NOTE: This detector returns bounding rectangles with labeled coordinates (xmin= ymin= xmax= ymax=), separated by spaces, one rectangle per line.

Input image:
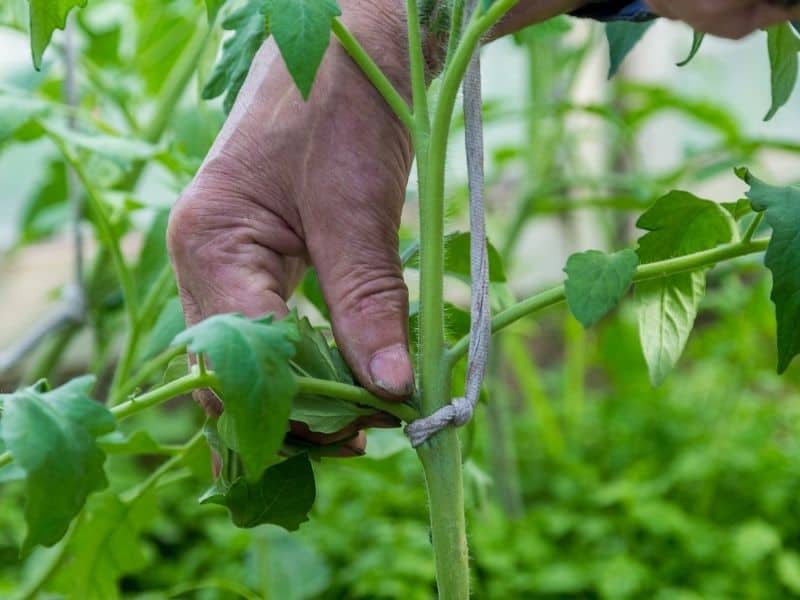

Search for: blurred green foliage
xmin=2 ymin=2 xmax=800 ymax=598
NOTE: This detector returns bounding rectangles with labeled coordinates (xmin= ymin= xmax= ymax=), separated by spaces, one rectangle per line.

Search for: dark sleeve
xmin=570 ymin=1 xmax=657 ymax=21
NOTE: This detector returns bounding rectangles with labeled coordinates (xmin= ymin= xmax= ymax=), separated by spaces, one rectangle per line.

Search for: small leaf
xmin=173 ymin=314 xmax=298 ymax=477
xmin=202 ymin=0 xmax=270 ymax=113
xmin=98 ymin=430 xmax=175 ymax=456
xmin=635 ymin=191 xmax=735 ymax=385
xmin=267 ymin=0 xmax=341 ymax=100
xmin=201 ymin=453 xmax=315 ymax=531
xmin=142 ymin=296 xmax=185 ymax=359
xmin=677 ymin=31 xmax=705 ymax=67
xmin=290 ymin=396 xmax=374 ymax=434
xmin=605 ymin=20 xmax=655 ymax=79
xmin=737 ymin=168 xmax=800 ymax=372
xmin=27 ymin=0 xmax=87 ymax=68
xmin=405 ymin=231 xmax=507 ymax=283
xmin=43 ymin=121 xmax=157 ymax=168
xmin=765 ymin=23 xmax=800 ymax=121
xmin=0 ymin=93 xmax=48 ymax=144
xmin=564 ymin=249 xmax=639 ymax=328
xmin=0 ymin=376 xmax=115 ymax=552
xmin=51 ymin=490 xmax=157 ymax=599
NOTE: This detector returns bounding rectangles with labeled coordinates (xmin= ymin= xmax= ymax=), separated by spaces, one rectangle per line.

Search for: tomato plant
xmin=1 ymin=1 xmax=800 ymax=598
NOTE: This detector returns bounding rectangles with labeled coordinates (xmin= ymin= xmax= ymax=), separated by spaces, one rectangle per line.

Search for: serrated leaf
xmin=291 ymin=316 xmax=351 ymax=384
xmin=51 ymin=490 xmax=156 ymax=599
xmin=202 ymin=0 xmax=270 ymax=113
xmin=27 ymin=0 xmax=87 ymax=68
xmin=737 ymin=168 xmax=800 ymax=372
xmin=635 ymin=191 xmax=735 ymax=385
xmin=405 ymin=231 xmax=507 ymax=283
xmin=765 ymin=23 xmax=800 ymax=121
xmin=677 ymin=31 xmax=705 ymax=67
xmin=606 ymin=20 xmax=654 ymax=78
xmin=0 ymin=376 xmax=115 ymax=552
xmin=201 ymin=453 xmax=315 ymax=531
xmin=267 ymin=0 xmax=341 ymax=100
xmin=564 ymin=249 xmax=639 ymax=328
xmin=173 ymin=314 xmax=298 ymax=477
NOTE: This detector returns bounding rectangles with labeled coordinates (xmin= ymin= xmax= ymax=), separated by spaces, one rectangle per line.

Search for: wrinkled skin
xmin=168 ymin=0 xmax=800 ymax=454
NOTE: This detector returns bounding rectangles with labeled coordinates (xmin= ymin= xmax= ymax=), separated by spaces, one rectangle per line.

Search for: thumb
xmin=305 ymin=200 xmax=414 ymax=401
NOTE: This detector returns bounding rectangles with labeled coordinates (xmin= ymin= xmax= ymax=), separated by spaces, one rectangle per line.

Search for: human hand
xmin=168 ymin=1 xmax=416 ymax=455
xmin=646 ymin=0 xmax=800 ymax=38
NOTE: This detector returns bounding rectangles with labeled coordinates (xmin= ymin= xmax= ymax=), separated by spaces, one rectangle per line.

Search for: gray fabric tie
xmin=406 ymin=0 xmax=490 ymax=448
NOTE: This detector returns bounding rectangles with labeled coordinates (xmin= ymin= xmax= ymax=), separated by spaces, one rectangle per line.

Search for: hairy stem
xmin=332 ymin=19 xmax=414 ymax=131
xmin=448 ymin=237 xmax=771 ymax=364
xmin=296 ymin=377 xmax=419 ymax=422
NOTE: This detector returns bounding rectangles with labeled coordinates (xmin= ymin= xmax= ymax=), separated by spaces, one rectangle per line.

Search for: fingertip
xmin=368 ymin=343 xmax=416 ymax=399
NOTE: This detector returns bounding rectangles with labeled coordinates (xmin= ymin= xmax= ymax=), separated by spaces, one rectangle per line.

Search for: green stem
xmin=331 ymin=19 xmax=414 ymax=131
xmin=109 ymin=264 xmax=176 ymax=403
xmin=110 ymin=345 xmax=186 ymax=406
xmin=406 ymin=0 xmax=431 ymax=130
xmin=743 ymin=212 xmax=764 ymax=242
xmin=296 ymin=376 xmax=419 ymax=422
xmin=47 ymin=134 xmax=139 ymax=326
xmin=0 ymin=451 xmax=11 ymax=469
xmin=447 ymin=237 xmax=771 ymax=364
xmin=111 ymin=370 xmax=213 ymax=420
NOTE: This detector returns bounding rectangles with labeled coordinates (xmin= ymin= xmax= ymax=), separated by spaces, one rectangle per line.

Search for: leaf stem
xmin=109 ymin=345 xmax=186 ymax=406
xmin=111 ymin=370 xmax=214 ymax=420
xmin=406 ymin=0 xmax=431 ymax=132
xmin=743 ymin=212 xmax=765 ymax=242
xmin=447 ymin=237 xmax=770 ymax=365
xmin=331 ymin=19 xmax=414 ymax=131
xmin=296 ymin=376 xmax=419 ymax=422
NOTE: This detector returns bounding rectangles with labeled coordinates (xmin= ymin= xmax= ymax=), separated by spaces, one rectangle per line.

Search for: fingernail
xmin=369 ymin=344 xmax=415 ymax=397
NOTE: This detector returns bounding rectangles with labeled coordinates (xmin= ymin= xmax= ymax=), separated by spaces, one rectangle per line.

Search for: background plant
xmin=1 ymin=1 xmax=800 ymax=598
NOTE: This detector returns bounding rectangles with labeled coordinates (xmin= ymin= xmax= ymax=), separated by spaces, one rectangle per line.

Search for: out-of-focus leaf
xmin=677 ymin=31 xmax=705 ymax=67
xmin=732 ymin=520 xmax=780 ymax=567
xmin=737 ymin=168 xmax=800 ymax=372
xmin=765 ymin=23 xmax=800 ymax=121
xmin=564 ymin=249 xmax=639 ymax=328
xmin=43 ymin=121 xmax=157 ymax=167
xmin=606 ymin=20 xmax=654 ymax=78
xmin=267 ymin=0 xmax=340 ymax=100
xmin=0 ymin=93 xmax=48 ymax=144
xmin=405 ymin=231 xmax=507 ymax=283
xmin=777 ymin=551 xmax=800 ymax=593
xmin=290 ymin=396 xmax=373 ymax=434
xmin=17 ymin=159 xmax=68 ymax=243
xmin=51 ymin=490 xmax=156 ymax=599
xmin=27 ymin=0 xmax=87 ymax=68
xmin=635 ymin=191 xmax=735 ymax=385
xmin=201 ymin=453 xmax=315 ymax=531
xmin=173 ymin=314 xmax=298 ymax=477
xmin=143 ymin=296 xmax=185 ymax=359
xmin=98 ymin=430 xmax=174 ymax=456
xmin=0 ymin=376 xmax=115 ymax=553
xmin=202 ymin=0 xmax=270 ymax=113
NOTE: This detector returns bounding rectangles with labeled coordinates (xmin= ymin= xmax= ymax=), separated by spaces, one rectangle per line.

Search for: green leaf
xmin=27 ymin=0 xmax=87 ymax=68
xmin=564 ymin=249 xmax=639 ymax=328
xmin=765 ymin=23 xmax=800 ymax=121
xmin=173 ymin=314 xmax=298 ymax=477
xmin=142 ymin=296 xmax=185 ymax=359
xmin=777 ymin=551 xmax=800 ymax=593
xmin=0 ymin=376 xmax=115 ymax=552
xmin=267 ymin=0 xmax=341 ymax=100
xmin=301 ymin=269 xmax=330 ymax=321
xmin=0 ymin=93 xmax=48 ymax=144
xmin=605 ymin=20 xmax=655 ymax=79
xmin=205 ymin=0 xmax=226 ymax=22
xmin=635 ymin=191 xmax=735 ymax=385
xmin=51 ymin=490 xmax=156 ymax=599
xmin=98 ymin=430 xmax=175 ymax=456
xmin=202 ymin=0 xmax=270 ymax=113
xmin=18 ymin=159 xmax=69 ymax=244
xmin=201 ymin=453 xmax=315 ymax=531
xmin=290 ymin=396 xmax=374 ymax=434
xmin=405 ymin=231 xmax=507 ymax=283
xmin=677 ymin=31 xmax=705 ymax=67
xmin=737 ymin=168 xmax=800 ymax=372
